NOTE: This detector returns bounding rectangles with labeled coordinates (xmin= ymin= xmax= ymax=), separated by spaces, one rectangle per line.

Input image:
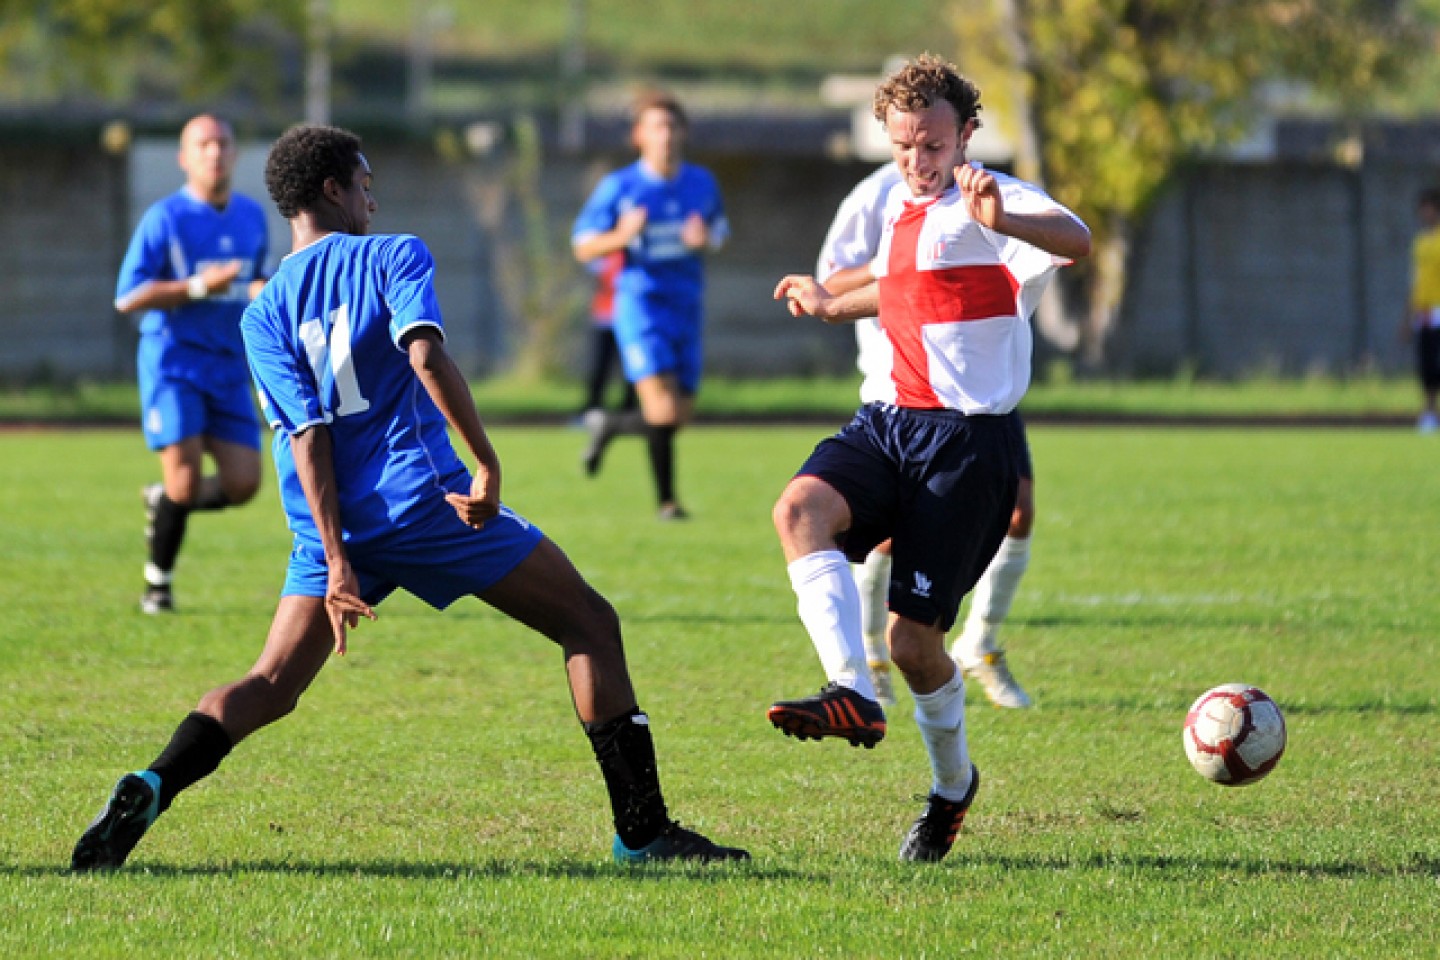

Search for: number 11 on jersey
xmin=299 ymin=303 xmax=370 ymax=417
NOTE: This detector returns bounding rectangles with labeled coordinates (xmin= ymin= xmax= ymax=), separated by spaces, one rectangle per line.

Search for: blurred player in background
xmin=572 ymin=91 xmax=729 ymax=520
xmin=115 ymin=114 xmax=269 ymax=614
xmin=578 ymin=250 xmax=642 ymax=476
xmin=73 ymin=124 xmax=748 ymax=872
xmin=816 ymin=161 xmax=1036 ymax=710
xmin=770 ymin=55 xmax=1089 ymax=861
xmin=1402 ymin=187 xmax=1440 ymax=433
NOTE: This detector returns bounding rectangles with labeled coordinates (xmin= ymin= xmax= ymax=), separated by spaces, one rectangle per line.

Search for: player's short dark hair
xmin=264 ymin=124 xmax=364 ymax=219
xmin=872 ymin=53 xmax=983 ymax=132
xmin=1420 ymin=187 xmax=1440 ymax=212
xmin=630 ymin=89 xmax=688 ymax=129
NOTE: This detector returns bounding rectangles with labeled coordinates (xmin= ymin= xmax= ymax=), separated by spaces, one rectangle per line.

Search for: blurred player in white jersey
xmin=770 ymin=55 xmax=1089 ymax=861
xmin=815 ymin=161 xmax=1036 ymax=709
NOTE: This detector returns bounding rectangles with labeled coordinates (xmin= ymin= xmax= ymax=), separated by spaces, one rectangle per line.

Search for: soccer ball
xmin=1182 ymin=683 xmax=1286 ymax=786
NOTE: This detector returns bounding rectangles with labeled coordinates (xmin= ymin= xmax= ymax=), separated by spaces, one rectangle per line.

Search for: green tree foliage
xmin=952 ymin=0 xmax=1430 ymax=363
xmin=0 ymin=0 xmax=302 ymax=101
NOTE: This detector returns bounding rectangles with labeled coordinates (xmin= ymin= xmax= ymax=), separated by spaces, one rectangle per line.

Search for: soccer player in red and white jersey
xmin=768 ymin=55 xmax=1090 ymax=861
xmin=820 ymin=161 xmax=1040 ymax=711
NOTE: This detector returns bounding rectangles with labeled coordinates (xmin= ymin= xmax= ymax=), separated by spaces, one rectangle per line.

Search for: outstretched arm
xmin=404 ymin=327 xmax=502 ymax=530
xmin=291 ymin=424 xmax=375 ymax=655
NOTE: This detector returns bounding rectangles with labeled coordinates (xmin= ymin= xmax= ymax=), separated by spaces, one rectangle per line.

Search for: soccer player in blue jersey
xmin=115 ymin=114 xmax=270 ymax=614
xmin=572 ymin=91 xmax=728 ymax=520
xmin=72 ymin=124 xmax=748 ymax=871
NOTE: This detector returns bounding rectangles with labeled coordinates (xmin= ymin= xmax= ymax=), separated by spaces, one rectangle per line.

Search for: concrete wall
xmin=1115 ymin=162 xmax=1421 ymax=377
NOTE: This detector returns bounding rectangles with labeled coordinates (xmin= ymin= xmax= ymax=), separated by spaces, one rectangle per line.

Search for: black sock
xmin=149 ymin=494 xmax=190 ymax=576
xmin=584 ymin=707 xmax=670 ymax=850
xmin=645 ymin=424 xmax=677 ymax=505
xmin=194 ymin=487 xmax=232 ymax=512
xmin=147 ymin=711 xmax=234 ymax=812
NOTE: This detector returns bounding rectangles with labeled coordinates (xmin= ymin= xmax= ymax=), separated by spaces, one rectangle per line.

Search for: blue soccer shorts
xmin=282 ymin=503 xmax=545 ymax=610
xmin=138 ymin=348 xmax=260 ymax=452
xmin=795 ymin=404 xmax=1022 ymax=632
xmin=613 ymin=292 xmax=703 ymax=393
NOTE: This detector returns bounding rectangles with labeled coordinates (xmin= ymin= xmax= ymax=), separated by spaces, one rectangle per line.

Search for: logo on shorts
xmin=912 ymin=571 xmax=932 ymax=598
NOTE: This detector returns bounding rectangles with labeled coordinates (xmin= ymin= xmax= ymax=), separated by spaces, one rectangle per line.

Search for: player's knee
xmin=565 ymin=587 xmax=623 ymax=655
xmin=224 ymin=474 xmax=262 ymax=505
xmin=771 ymin=482 xmax=817 ymax=536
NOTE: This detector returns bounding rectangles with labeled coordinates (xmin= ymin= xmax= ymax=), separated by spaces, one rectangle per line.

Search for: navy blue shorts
xmin=796 ymin=404 xmax=1022 ymax=632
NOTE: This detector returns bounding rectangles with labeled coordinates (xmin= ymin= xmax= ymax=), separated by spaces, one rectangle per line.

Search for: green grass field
xmin=2 ymin=423 xmax=1438 ymax=958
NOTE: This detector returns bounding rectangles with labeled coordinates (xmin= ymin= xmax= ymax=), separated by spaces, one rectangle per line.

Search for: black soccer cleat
xmin=72 ymin=771 xmax=162 ymax=872
xmin=767 ymin=681 xmax=887 ymax=748
xmin=613 ymin=821 xmax=751 ymax=864
xmin=898 ymin=765 xmax=980 ymax=863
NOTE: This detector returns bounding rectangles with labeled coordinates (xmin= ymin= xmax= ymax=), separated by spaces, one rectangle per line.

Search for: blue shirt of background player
xmin=240 ymin=232 xmax=469 ymax=549
xmin=571 ymin=161 xmax=728 ymax=311
xmin=116 ymin=188 xmax=269 ymax=383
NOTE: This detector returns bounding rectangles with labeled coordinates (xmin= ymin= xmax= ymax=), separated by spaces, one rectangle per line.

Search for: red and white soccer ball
xmin=1182 ymin=683 xmax=1286 ymax=786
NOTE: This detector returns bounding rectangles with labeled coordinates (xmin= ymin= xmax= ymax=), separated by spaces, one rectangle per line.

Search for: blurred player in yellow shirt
xmin=1403 ymin=188 xmax=1440 ymax=433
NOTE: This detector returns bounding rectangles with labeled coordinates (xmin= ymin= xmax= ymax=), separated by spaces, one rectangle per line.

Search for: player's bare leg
xmin=478 ymin=537 xmax=635 ymax=724
xmin=634 ymin=374 xmax=694 ymax=520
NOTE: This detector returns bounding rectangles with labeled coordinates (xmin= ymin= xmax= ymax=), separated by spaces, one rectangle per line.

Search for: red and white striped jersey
xmin=870 ymin=172 xmax=1079 ymax=414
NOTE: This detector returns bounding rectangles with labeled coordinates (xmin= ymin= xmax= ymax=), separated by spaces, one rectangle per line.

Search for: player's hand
xmin=774 ymin=274 xmax=832 ymax=319
xmin=616 ymin=206 xmax=649 ymax=243
xmin=325 ymin=563 xmax=375 ymax=657
xmin=956 ymin=161 xmax=1005 ymax=231
xmin=199 ymin=260 xmax=244 ymax=296
xmin=681 ymin=212 xmax=709 ymax=250
xmin=446 ymin=469 xmax=500 ymax=530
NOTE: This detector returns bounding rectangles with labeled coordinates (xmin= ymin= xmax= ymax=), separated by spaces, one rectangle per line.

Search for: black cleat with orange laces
xmin=767 ymin=681 xmax=887 ymax=748
xmin=898 ymin=765 xmax=980 ymax=862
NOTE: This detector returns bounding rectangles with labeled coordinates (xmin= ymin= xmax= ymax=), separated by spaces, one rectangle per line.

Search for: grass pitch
xmin=1 ymin=423 xmax=1438 ymax=958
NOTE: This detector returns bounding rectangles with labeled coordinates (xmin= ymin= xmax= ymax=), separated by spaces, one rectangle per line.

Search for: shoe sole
xmin=72 ymin=777 xmax=155 ymax=871
xmin=766 ymin=705 xmax=885 ymax=748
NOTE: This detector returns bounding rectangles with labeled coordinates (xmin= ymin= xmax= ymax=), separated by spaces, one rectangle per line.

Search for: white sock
xmin=912 ymin=663 xmax=972 ymax=801
xmin=788 ymin=550 xmax=877 ymax=701
xmin=853 ymin=550 xmax=892 ymax=666
xmin=143 ymin=562 xmax=173 ymax=587
xmin=957 ymin=535 xmax=1031 ymax=661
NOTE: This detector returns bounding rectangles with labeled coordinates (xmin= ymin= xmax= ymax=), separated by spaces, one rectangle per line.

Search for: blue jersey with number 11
xmin=240 ymin=233 xmax=468 ymax=549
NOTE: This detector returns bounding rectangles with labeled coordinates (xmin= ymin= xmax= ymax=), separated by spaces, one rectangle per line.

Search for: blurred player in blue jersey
xmin=115 ymin=114 xmax=269 ymax=614
xmin=72 ymin=124 xmax=748 ymax=872
xmin=572 ymin=91 xmax=728 ymax=520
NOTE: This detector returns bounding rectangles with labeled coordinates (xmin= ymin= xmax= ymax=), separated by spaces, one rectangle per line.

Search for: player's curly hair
xmin=872 ymin=54 xmax=983 ymax=131
xmin=264 ymin=124 xmax=363 ymax=219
